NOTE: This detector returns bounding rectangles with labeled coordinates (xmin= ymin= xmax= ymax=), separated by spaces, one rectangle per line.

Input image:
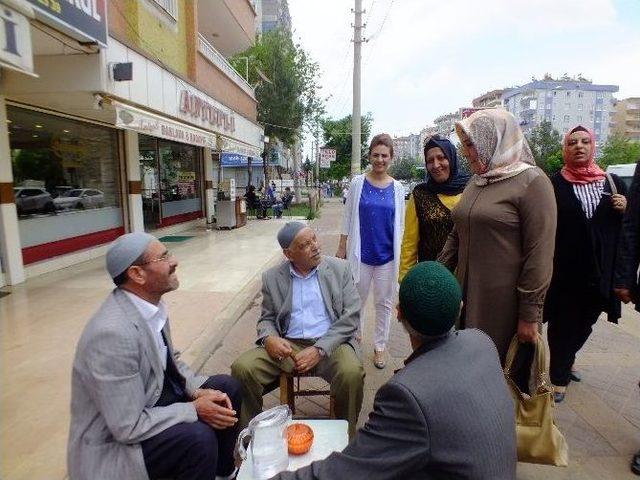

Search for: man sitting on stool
xmin=232 ymin=222 xmax=364 ymax=438
xmin=67 ymin=233 xmax=241 ymax=480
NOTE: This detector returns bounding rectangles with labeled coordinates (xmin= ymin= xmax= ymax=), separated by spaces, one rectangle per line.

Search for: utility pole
xmin=351 ymin=0 xmax=364 ymax=178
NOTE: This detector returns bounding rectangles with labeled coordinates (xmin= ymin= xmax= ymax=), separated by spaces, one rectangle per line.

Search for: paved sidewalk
xmin=0 ymin=216 xmax=302 ymax=480
xmin=202 ymin=197 xmax=640 ymax=479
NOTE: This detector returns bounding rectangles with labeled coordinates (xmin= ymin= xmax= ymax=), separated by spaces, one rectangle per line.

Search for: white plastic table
xmin=237 ymin=419 xmax=349 ymax=480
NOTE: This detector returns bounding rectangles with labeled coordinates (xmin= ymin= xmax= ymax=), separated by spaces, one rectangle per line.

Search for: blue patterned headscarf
xmin=424 ymin=136 xmax=470 ymax=195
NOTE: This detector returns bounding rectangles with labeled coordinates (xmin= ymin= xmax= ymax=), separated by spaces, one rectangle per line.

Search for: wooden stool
xmin=279 ymin=371 xmax=335 ymax=418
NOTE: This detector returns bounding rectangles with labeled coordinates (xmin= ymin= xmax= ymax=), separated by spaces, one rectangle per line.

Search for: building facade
xmin=433 ymin=111 xmax=460 ymax=138
xmin=392 ymin=134 xmax=420 ymax=161
xmin=0 ymin=0 xmax=263 ymax=286
xmin=256 ymin=0 xmax=291 ymax=35
xmin=418 ymin=126 xmax=438 ymax=161
xmin=612 ymin=97 xmax=640 ymax=142
xmin=472 ymin=89 xmax=504 ymax=108
xmin=502 ymin=79 xmax=619 ymax=145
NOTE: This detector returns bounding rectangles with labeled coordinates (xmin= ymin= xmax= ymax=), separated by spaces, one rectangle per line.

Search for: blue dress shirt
xmin=287 ymin=264 xmax=332 ymax=340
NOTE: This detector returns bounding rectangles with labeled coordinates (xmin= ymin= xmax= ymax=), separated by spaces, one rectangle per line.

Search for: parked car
xmin=54 ymin=188 xmax=105 ymax=210
xmin=14 ymin=187 xmax=55 ymax=215
xmin=606 ymin=163 xmax=636 ymax=189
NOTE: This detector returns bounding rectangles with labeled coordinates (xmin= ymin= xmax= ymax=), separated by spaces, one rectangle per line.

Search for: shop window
xmin=7 ymin=106 xmax=123 ymax=263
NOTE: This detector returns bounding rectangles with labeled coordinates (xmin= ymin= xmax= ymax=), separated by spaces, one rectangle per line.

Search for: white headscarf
xmin=455 ymin=109 xmax=535 ymax=186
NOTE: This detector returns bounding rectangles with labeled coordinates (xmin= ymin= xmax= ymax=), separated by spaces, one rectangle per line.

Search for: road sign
xmin=319 ymin=148 xmax=336 ymax=168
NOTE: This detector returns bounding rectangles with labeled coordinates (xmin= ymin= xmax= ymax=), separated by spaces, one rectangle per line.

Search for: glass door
xmin=139 ymin=135 xmax=161 ymax=231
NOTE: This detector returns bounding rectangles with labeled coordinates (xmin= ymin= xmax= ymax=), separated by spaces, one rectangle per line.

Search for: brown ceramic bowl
xmin=287 ymin=423 xmax=314 ymax=455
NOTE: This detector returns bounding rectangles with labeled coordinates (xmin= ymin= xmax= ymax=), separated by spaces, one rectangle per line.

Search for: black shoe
xmin=553 ymin=391 xmax=566 ymax=403
xmin=569 ymin=371 xmax=582 ymax=382
xmin=632 ymin=451 xmax=640 ymax=475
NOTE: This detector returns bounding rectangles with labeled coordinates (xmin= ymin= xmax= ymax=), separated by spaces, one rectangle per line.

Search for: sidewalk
xmin=0 ymin=217 xmax=302 ymax=480
xmin=202 ymin=198 xmax=640 ymax=480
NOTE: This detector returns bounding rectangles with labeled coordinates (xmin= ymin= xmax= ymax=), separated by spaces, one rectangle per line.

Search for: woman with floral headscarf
xmin=399 ymin=135 xmax=470 ymax=282
xmin=544 ymin=125 xmax=627 ymax=403
xmin=438 ymin=109 xmax=557 ymax=364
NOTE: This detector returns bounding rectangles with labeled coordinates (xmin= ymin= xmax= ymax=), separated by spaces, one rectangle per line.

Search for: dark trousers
xmin=141 ymin=375 xmax=242 ymax=480
xmin=547 ymin=292 xmax=603 ymax=386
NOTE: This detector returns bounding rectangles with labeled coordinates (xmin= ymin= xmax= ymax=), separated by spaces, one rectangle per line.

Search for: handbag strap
xmin=504 ymin=334 xmax=550 ymax=393
xmin=605 ymin=173 xmax=618 ymax=196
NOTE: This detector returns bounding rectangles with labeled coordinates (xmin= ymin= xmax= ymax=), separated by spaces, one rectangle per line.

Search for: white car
xmin=606 ymin=163 xmax=635 ymax=189
xmin=14 ymin=187 xmax=54 ymax=215
xmin=54 ymin=188 xmax=105 ymax=210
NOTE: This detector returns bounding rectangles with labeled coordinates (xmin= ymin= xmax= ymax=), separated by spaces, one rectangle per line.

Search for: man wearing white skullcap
xmin=68 ymin=233 xmax=241 ymax=480
xmin=231 ymin=223 xmax=364 ymax=439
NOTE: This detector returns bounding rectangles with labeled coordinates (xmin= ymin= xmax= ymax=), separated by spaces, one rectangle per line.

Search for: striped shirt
xmin=572 ymin=179 xmax=605 ymax=219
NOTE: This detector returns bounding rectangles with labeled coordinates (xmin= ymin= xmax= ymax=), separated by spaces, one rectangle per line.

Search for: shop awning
xmin=221 ymin=152 xmax=263 ymax=167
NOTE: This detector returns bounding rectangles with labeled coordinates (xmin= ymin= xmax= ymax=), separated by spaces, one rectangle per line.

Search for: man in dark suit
xmin=614 ymin=161 xmax=640 ymax=475
xmin=231 ymin=222 xmax=364 ymax=438
xmin=272 ymin=261 xmax=517 ymax=480
xmin=68 ymin=233 xmax=240 ymax=480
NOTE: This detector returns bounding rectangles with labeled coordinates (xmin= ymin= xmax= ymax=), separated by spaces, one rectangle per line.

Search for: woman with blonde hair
xmin=337 ymin=133 xmax=405 ymax=369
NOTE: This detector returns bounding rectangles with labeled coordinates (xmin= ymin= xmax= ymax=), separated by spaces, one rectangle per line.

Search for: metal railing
xmin=197 ymin=33 xmax=255 ymax=99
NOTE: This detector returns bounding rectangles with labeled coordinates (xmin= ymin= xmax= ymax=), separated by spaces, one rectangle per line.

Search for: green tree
xmin=527 ymin=120 xmax=563 ymax=175
xmin=233 ymin=29 xmax=323 ymax=182
xmin=320 ymin=114 xmax=373 ymax=180
xmin=597 ymin=133 xmax=640 ymax=169
xmin=388 ymin=157 xmax=419 ymax=180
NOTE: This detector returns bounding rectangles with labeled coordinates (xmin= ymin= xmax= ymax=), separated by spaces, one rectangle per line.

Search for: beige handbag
xmin=503 ymin=334 xmax=569 ymax=466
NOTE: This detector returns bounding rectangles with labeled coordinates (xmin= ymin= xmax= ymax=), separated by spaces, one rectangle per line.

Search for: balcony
xmin=198 ymin=0 xmax=255 ymax=57
xmin=197 ymin=33 xmax=255 ymax=100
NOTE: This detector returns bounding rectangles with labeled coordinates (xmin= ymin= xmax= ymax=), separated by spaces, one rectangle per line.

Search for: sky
xmin=288 ymin=0 xmax=640 ymax=152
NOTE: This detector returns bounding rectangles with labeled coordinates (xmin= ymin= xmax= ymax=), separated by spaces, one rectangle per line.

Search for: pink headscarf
xmin=561 ymin=126 xmax=606 ymax=184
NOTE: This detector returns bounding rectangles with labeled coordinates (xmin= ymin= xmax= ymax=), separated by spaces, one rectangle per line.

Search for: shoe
xmin=553 ymin=391 xmax=565 ymax=403
xmin=374 ymin=350 xmax=386 ymax=369
xmin=632 ymin=451 xmax=640 ymax=475
xmin=569 ymin=371 xmax=582 ymax=382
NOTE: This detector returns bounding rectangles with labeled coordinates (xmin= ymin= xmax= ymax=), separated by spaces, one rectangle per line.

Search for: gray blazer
xmin=67 ymin=289 xmax=207 ymax=480
xmin=273 ymin=329 xmax=517 ymax=480
xmin=257 ymin=256 xmax=361 ymax=357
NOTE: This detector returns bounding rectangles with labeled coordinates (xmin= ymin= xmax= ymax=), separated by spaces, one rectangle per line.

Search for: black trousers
xmin=547 ymin=291 xmax=604 ymax=387
xmin=141 ymin=375 xmax=242 ymax=480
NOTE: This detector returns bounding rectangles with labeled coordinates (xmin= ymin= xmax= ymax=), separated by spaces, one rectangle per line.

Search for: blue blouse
xmin=359 ymin=178 xmax=395 ymax=266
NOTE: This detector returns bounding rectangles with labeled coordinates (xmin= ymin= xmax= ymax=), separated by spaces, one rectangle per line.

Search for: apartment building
xmin=612 ymin=97 xmax=640 ymax=142
xmin=392 ymin=133 xmax=421 ymax=161
xmin=0 ymin=0 xmax=263 ymax=286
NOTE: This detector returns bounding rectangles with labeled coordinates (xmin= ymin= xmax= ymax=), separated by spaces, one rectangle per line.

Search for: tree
xmin=320 ymin=114 xmax=373 ymax=180
xmin=597 ymin=133 xmax=640 ymax=169
xmin=527 ymin=120 xmax=563 ymax=175
xmin=233 ymin=29 xmax=323 ymax=183
xmin=388 ymin=157 xmax=419 ymax=180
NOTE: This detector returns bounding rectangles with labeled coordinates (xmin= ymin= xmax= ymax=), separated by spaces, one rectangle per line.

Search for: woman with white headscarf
xmin=438 ymin=109 xmax=557 ymax=364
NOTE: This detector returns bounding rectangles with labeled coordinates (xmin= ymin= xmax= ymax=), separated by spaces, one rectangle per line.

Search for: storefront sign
xmin=0 ymin=1 xmax=36 ymax=76
xmin=220 ymin=152 xmax=262 ymax=167
xmin=179 ymin=90 xmax=236 ymax=134
xmin=217 ymin=135 xmax=262 ymax=158
xmin=115 ymin=103 xmax=216 ymax=149
xmin=25 ymin=0 xmax=107 ymax=47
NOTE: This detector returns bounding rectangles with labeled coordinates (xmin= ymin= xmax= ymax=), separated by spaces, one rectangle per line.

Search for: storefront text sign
xmin=0 ymin=1 xmax=36 ymax=76
xmin=179 ymin=90 xmax=236 ymax=134
xmin=217 ymin=135 xmax=261 ymax=158
xmin=220 ymin=152 xmax=263 ymax=167
xmin=25 ymin=0 xmax=107 ymax=47
xmin=319 ymin=148 xmax=336 ymax=168
xmin=115 ymin=104 xmax=216 ymax=149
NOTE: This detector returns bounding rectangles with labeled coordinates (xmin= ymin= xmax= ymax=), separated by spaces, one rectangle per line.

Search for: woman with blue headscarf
xmin=399 ymin=135 xmax=470 ymax=281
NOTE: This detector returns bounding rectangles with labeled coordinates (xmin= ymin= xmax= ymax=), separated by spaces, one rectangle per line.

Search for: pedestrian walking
xmin=336 ymin=133 xmax=405 ymax=369
xmin=399 ymin=135 xmax=470 ymax=281
xmin=438 ymin=109 xmax=556 ymax=364
xmin=612 ymin=160 xmax=640 ymax=475
xmin=544 ymin=126 xmax=628 ymax=402
xmin=342 ymin=185 xmax=349 ymax=205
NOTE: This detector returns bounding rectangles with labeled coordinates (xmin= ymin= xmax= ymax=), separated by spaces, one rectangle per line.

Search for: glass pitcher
xmin=236 ymin=405 xmax=291 ymax=479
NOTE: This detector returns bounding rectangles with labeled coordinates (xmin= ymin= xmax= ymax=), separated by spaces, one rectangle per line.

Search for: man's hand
xmin=193 ymin=395 xmax=237 ymax=430
xmin=193 ymin=389 xmax=233 ymax=410
xmin=614 ymin=287 xmax=633 ymax=304
xmin=517 ymin=320 xmax=538 ymax=344
xmin=264 ymin=336 xmax=293 ymax=361
xmin=293 ymin=347 xmax=322 ymax=374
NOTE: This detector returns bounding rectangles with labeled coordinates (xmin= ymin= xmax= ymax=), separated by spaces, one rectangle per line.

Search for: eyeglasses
xmin=138 ymin=250 xmax=173 ymax=266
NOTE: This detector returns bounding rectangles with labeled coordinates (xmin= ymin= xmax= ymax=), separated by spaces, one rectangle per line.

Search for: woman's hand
xmin=335 ymin=245 xmax=347 ymax=259
xmin=517 ymin=320 xmax=538 ymax=344
xmin=611 ymin=193 xmax=627 ymax=213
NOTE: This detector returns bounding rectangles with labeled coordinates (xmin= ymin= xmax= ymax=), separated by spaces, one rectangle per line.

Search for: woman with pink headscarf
xmin=544 ymin=125 xmax=628 ymax=403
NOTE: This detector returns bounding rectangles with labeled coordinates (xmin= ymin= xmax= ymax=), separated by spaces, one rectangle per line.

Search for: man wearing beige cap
xmin=67 ymin=233 xmax=240 ymax=480
xmin=231 ymin=222 xmax=364 ymax=439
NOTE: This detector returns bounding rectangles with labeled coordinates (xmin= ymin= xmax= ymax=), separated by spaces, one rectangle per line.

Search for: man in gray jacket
xmin=232 ymin=222 xmax=364 ymax=438
xmin=68 ymin=233 xmax=240 ymax=480
xmin=272 ymin=261 xmax=517 ymax=480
